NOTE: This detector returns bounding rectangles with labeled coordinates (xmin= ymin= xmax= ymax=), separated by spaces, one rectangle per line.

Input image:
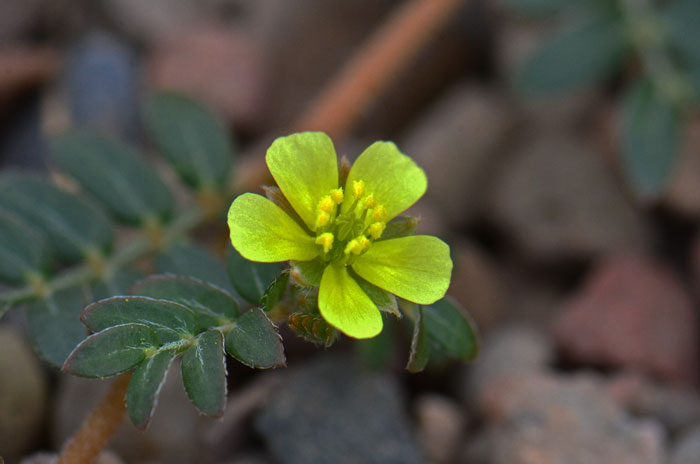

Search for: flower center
xmin=313 ymin=180 xmax=387 ymax=265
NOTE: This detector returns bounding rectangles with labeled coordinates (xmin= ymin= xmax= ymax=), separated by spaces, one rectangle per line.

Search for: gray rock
xmin=466 ymin=325 xmax=553 ymax=406
xmin=0 ymin=0 xmax=44 ymax=43
xmin=255 ymin=355 xmax=424 ymax=464
xmin=402 ymin=85 xmax=513 ymax=227
xmin=664 ymin=118 xmax=700 ymax=217
xmin=489 ymin=134 xmax=648 ymax=261
xmin=0 ymin=327 xmax=47 ymax=462
xmin=486 ymin=373 xmax=666 ymax=464
xmin=672 ymin=424 xmax=700 ymax=464
xmin=19 ymin=450 xmax=124 ymax=464
xmin=414 ymin=394 xmax=465 ymax=464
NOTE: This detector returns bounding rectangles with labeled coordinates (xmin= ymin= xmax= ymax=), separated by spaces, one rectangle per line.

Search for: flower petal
xmin=344 ymin=141 xmax=427 ymax=221
xmin=266 ymin=132 xmax=339 ymax=231
xmin=319 ymin=264 xmax=383 ymax=339
xmin=352 ymin=235 xmax=452 ymax=304
xmin=228 ymin=193 xmax=319 ymax=262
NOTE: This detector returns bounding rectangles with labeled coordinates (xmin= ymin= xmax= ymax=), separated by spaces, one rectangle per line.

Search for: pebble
xmin=414 ymin=394 xmax=465 ymax=464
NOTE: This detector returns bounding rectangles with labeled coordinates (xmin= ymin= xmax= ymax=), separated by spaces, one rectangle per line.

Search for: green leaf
xmin=423 ymin=297 xmax=479 ymax=361
xmin=90 ymin=268 xmax=146 ymax=301
xmin=51 ymin=131 xmax=175 ymax=226
xmin=621 ymin=80 xmax=681 ymax=199
xmin=81 ymin=296 xmax=198 ymax=344
xmin=406 ymin=306 xmax=430 ymax=373
xmin=515 ymin=15 xmax=625 ymax=95
xmin=226 ymin=246 xmax=282 ymax=303
xmin=0 ymin=211 xmax=52 ymax=284
xmin=181 ymin=330 xmax=227 ymax=416
xmin=225 ymin=308 xmax=285 ymax=368
xmin=0 ymin=174 xmax=114 ymax=263
xmin=157 ymin=244 xmax=234 ymax=294
xmin=63 ymin=323 xmax=158 ymax=378
xmin=144 ymin=92 xmax=234 ymax=190
xmin=356 ymin=318 xmax=394 ymax=369
xmin=126 ymin=348 xmax=177 ymax=429
xmin=261 ymin=272 xmax=289 ymax=313
xmin=132 ymin=275 xmax=238 ymax=329
xmin=664 ymin=0 xmax=700 ymax=67
xmin=27 ymin=286 xmax=90 ymax=367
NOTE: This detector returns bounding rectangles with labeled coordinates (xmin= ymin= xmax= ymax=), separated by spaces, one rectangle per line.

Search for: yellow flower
xmin=228 ymin=132 xmax=452 ymax=339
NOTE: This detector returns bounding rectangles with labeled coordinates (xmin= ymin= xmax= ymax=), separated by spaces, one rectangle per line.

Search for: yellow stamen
xmin=371 ymin=205 xmax=387 ymax=222
xmin=363 ymin=194 xmax=376 ymax=209
xmin=358 ymin=235 xmax=371 ymax=251
xmin=315 ymin=233 xmax=334 ymax=253
xmin=319 ymin=195 xmax=334 ymax=214
xmin=344 ymin=238 xmax=363 ymax=255
xmin=352 ymin=180 xmax=365 ymax=199
xmin=316 ymin=211 xmax=330 ymax=228
xmin=369 ymin=222 xmax=386 ymax=240
xmin=330 ymin=188 xmax=344 ymax=204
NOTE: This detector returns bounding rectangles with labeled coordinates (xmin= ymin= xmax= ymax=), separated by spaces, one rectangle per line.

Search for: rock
xmin=147 ymin=25 xmax=266 ymax=132
xmin=489 ymin=134 xmax=648 ymax=261
xmin=448 ymin=241 xmax=507 ymax=334
xmin=665 ymin=117 xmax=700 ymax=217
xmin=414 ymin=394 xmax=465 ymax=464
xmin=0 ymin=327 xmax=47 ymax=462
xmin=255 ymin=355 xmax=424 ymax=464
xmin=552 ymin=254 xmax=699 ymax=385
xmin=607 ymin=373 xmax=700 ymax=435
xmin=486 ymin=372 xmax=666 ymax=464
xmin=0 ymin=94 xmax=49 ymax=171
xmin=0 ymin=48 xmax=59 ymax=103
xmin=64 ymin=32 xmax=140 ymax=140
xmin=402 ymin=85 xmax=513 ymax=227
xmin=0 ymin=0 xmax=44 ymax=43
xmin=672 ymin=424 xmax=700 ymax=464
xmin=19 ymin=450 xmax=124 ymax=464
xmin=466 ymin=325 xmax=553 ymax=408
xmin=53 ymin=360 xmax=203 ymax=464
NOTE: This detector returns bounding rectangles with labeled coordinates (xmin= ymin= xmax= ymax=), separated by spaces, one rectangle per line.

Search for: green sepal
xmin=352 ymin=271 xmax=400 ymax=318
xmin=225 ymin=308 xmax=286 ymax=368
xmin=181 ymin=330 xmax=227 ymax=416
xmin=379 ymin=216 xmax=419 ymax=241
xmin=261 ymin=272 xmax=289 ymax=313
xmin=126 ymin=348 xmax=177 ymax=429
xmin=63 ymin=323 xmax=158 ymax=378
xmin=287 ymin=312 xmax=337 ymax=347
xmin=81 ymin=296 xmax=198 ymax=344
xmin=132 ymin=275 xmax=238 ymax=330
xmin=403 ymin=303 xmax=430 ymax=372
xmin=226 ymin=245 xmax=282 ymax=303
xmin=290 ymin=258 xmax=325 ymax=287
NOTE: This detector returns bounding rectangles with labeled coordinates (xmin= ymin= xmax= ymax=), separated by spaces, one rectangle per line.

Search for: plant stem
xmin=56 ymin=374 xmax=131 ymax=464
xmin=0 ymin=206 xmax=204 ymax=310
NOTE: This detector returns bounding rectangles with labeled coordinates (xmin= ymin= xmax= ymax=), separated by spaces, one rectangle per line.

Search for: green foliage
xmin=144 ymin=92 xmax=234 ymax=191
xmin=621 ymin=80 xmax=681 ymax=198
xmin=181 ymin=330 xmax=227 ymax=416
xmin=224 ymin=308 xmax=286 ymax=369
xmin=406 ymin=305 xmax=430 ymax=373
xmin=510 ymin=0 xmax=698 ymax=200
xmin=157 ymin=244 xmax=234 ymax=293
xmin=0 ymin=211 xmax=51 ymax=284
xmin=226 ymin=246 xmax=282 ymax=303
xmin=126 ymin=348 xmax=177 ymax=429
xmin=515 ymin=16 xmax=625 ymax=95
xmin=51 ymin=131 xmax=174 ymax=226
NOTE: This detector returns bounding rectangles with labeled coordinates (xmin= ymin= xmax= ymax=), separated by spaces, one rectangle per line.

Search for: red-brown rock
xmin=553 ymin=255 xmax=699 ymax=386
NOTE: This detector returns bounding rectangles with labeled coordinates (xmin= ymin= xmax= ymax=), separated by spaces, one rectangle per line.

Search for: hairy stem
xmin=57 ymin=374 xmax=131 ymax=464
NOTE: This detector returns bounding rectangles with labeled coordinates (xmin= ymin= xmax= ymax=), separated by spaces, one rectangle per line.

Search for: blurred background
xmin=1 ymin=0 xmax=699 ymax=463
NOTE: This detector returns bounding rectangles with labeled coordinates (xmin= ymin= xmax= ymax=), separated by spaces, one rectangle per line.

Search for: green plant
xmin=0 ymin=93 xmax=478 ymax=437
xmin=507 ymin=0 xmax=700 ymax=199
